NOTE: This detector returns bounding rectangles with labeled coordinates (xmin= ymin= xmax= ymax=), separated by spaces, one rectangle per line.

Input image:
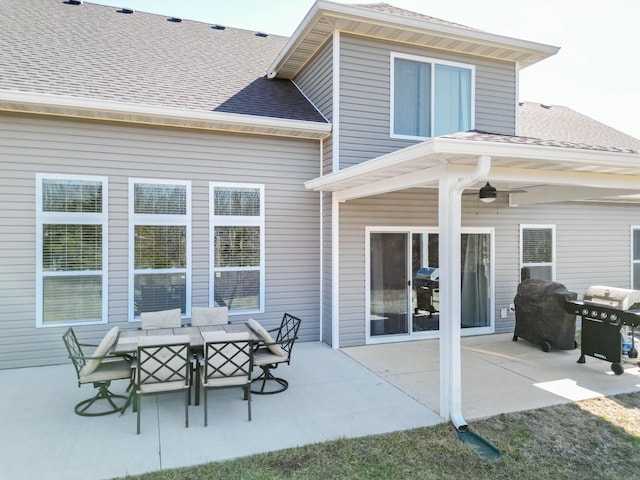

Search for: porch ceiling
xmin=304 ymin=136 xmax=640 ymax=205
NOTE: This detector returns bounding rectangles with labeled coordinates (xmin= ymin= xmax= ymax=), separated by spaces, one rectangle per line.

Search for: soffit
xmin=269 ymin=1 xmax=559 ymax=79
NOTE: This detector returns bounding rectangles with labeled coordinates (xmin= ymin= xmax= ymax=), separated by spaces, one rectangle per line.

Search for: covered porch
xmin=305 ymin=131 xmax=640 ymax=428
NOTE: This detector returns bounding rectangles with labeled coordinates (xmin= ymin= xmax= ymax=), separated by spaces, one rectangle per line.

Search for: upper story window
xmin=520 ymin=225 xmax=555 ymax=281
xmin=391 ymin=53 xmax=474 ymax=140
xmin=129 ymin=179 xmax=191 ymax=321
xmin=36 ymin=174 xmax=108 ymax=327
xmin=210 ymin=183 xmax=264 ymax=314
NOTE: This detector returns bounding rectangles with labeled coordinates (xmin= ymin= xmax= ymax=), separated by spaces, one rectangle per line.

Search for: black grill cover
xmin=513 ymin=279 xmax=578 ymax=350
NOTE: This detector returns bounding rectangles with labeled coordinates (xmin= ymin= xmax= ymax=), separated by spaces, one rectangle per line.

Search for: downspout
xmin=439 ymin=155 xmax=491 ymax=431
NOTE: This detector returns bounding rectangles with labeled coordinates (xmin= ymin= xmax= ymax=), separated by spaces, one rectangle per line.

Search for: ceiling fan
xmin=463 ymin=182 xmax=527 ymax=203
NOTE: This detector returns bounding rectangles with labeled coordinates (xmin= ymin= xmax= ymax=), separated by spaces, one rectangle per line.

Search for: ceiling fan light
xmin=479 ymin=182 xmax=497 ymax=203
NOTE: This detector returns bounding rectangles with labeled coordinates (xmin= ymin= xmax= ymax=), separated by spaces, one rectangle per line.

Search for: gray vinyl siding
xmin=338 ymin=34 xmax=517 ymax=169
xmin=294 ymin=38 xmax=333 ymax=122
xmin=338 ymin=190 xmax=640 ymax=347
xmin=0 ymin=113 xmax=321 ymax=369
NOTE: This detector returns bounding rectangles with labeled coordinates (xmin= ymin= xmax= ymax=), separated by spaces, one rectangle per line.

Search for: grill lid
xmin=583 ymin=285 xmax=640 ymax=311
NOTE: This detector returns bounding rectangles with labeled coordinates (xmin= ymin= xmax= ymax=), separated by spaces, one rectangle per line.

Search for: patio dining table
xmin=113 ymin=322 xmax=261 ymax=407
xmin=113 ymin=323 xmax=260 ymax=355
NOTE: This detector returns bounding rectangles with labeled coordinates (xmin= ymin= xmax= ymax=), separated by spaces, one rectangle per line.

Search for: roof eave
xmin=0 ymin=90 xmax=332 ymax=140
xmin=268 ymin=0 xmax=559 ymax=79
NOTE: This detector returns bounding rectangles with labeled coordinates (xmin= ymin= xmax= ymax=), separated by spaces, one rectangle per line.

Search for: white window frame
xmin=390 ymin=52 xmax=475 ymax=141
xmin=631 ymin=226 xmax=640 ymax=289
xmin=128 ymin=178 xmax=192 ymax=322
xmin=520 ymin=225 xmax=556 ymax=281
xmin=36 ymin=173 xmax=109 ymax=327
xmin=209 ymin=182 xmax=265 ymax=315
xmin=365 ymin=226 xmax=495 ymax=345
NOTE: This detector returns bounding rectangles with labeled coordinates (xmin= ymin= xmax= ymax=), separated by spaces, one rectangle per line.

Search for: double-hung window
xmin=36 ymin=174 xmax=108 ymax=327
xmin=210 ymin=183 xmax=264 ymax=314
xmin=129 ymin=179 xmax=191 ymax=320
xmin=632 ymin=227 xmax=640 ymax=289
xmin=520 ymin=225 xmax=555 ymax=281
xmin=391 ymin=52 xmax=474 ymax=139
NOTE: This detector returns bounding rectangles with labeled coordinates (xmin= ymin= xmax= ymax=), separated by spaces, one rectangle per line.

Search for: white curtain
xmin=460 ymin=234 xmax=490 ymax=327
xmin=434 ymin=64 xmax=471 ymax=137
xmin=394 ymin=58 xmax=431 ymax=136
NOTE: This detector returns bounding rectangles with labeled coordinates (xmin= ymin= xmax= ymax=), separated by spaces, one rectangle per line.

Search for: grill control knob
xmin=591 ymin=310 xmax=598 ymax=318
xmin=610 ymin=314 xmax=618 ymax=322
xmin=582 ymin=308 xmax=590 ymax=316
xmin=600 ymin=312 xmax=608 ymax=320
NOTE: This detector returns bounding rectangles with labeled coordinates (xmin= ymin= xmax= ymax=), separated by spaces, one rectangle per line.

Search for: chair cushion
xmin=140 ymin=308 xmax=182 ymax=329
xmin=247 ymin=319 xmax=286 ymax=357
xmin=190 ymin=306 xmax=229 ymax=326
xmin=80 ymin=358 xmax=131 ymax=384
xmin=252 ymin=347 xmax=288 ymax=367
xmin=80 ymin=326 xmax=119 ymax=377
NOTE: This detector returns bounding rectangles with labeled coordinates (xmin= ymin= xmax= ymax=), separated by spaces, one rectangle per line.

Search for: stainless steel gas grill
xmin=565 ymin=286 xmax=640 ymax=375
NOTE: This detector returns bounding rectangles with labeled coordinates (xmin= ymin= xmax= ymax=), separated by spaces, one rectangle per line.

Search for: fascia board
xmin=432 ymin=138 xmax=640 ymax=168
xmin=269 ymin=0 xmax=559 ymax=78
xmin=0 ymin=90 xmax=332 ymax=140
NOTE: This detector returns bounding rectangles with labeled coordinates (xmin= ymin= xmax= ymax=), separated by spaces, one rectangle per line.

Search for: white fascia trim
xmin=433 ymin=137 xmax=640 ymax=168
xmin=0 ymin=90 xmax=332 ymax=140
xmin=315 ymin=1 xmax=559 ymax=58
xmin=268 ymin=0 xmax=559 ymax=77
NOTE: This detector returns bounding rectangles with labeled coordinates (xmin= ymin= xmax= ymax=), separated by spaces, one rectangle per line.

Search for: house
xmin=2 ymin=0 xmax=640 ymax=425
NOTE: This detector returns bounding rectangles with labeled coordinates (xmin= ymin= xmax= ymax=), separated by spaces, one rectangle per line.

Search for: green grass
xmin=119 ymin=392 xmax=640 ymax=480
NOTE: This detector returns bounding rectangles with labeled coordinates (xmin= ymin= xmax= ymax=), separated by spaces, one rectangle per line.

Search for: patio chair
xmin=200 ymin=331 xmax=253 ymax=426
xmin=62 ymin=326 xmax=132 ymax=416
xmin=134 ymin=335 xmax=190 ymax=434
xmin=140 ymin=308 xmax=181 ymax=329
xmin=190 ymin=306 xmax=229 ymax=326
xmin=248 ymin=313 xmax=301 ymax=394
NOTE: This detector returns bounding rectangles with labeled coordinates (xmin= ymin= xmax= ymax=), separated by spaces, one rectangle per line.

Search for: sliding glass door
xmin=369 ymin=232 xmax=409 ymax=335
xmin=368 ymin=228 xmax=492 ymax=341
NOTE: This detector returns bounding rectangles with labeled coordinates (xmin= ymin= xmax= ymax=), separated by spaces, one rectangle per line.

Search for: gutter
xmin=0 ymin=90 xmax=332 ymax=140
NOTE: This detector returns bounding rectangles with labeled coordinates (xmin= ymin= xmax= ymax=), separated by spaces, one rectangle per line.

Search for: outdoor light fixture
xmin=479 ymin=182 xmax=497 ymax=203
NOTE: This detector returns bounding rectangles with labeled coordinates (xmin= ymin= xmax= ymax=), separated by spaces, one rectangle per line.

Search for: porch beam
xmin=336 ymin=165 xmax=446 ymax=202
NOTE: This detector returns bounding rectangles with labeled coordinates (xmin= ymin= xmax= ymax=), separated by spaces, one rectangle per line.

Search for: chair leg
xmin=136 ymin=395 xmax=141 ymax=435
xmin=75 ymin=382 xmax=128 ymax=417
xmin=246 ymin=385 xmax=252 ymax=421
xmin=203 ymin=389 xmax=208 ymax=427
xmin=251 ymin=366 xmax=289 ymax=395
xmin=185 ymin=389 xmax=189 ymax=428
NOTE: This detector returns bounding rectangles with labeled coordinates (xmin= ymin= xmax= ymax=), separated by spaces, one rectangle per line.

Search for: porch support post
xmin=438 ymin=156 xmax=491 ymax=430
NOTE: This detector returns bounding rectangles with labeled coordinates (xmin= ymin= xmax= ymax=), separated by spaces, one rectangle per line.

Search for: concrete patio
xmin=1 ymin=334 xmax=639 ymax=480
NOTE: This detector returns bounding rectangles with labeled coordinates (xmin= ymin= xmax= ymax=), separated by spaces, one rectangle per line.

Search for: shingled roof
xmin=352 ymin=2 xmax=480 ymax=31
xmin=0 ymin=0 xmax=326 ymax=123
xmin=518 ymin=102 xmax=640 ymax=152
